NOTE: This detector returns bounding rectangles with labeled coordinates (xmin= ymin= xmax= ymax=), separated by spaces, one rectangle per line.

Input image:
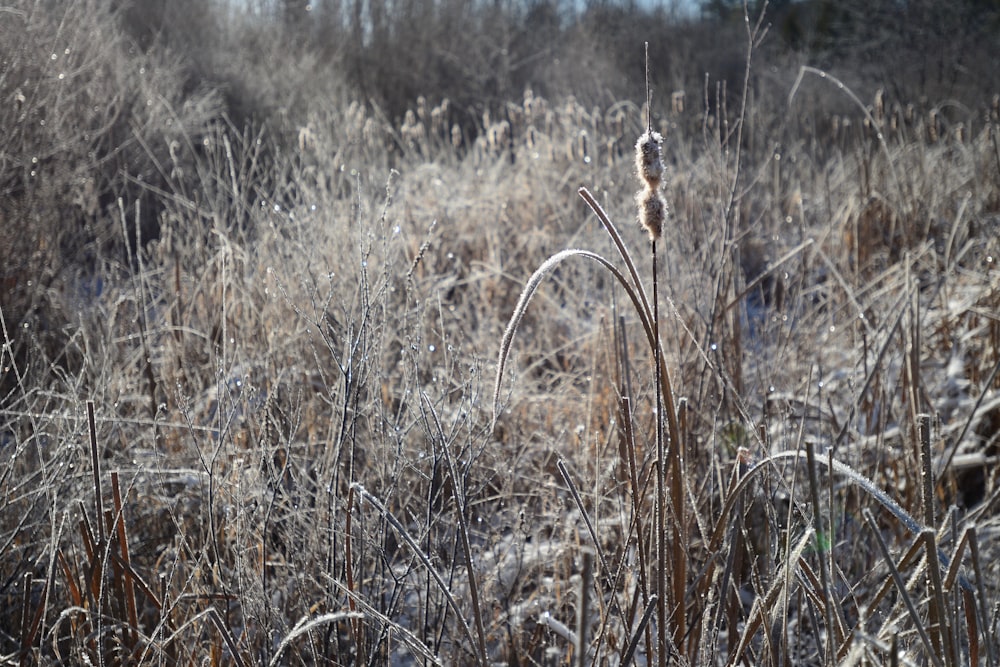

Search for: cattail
xmin=636 ymin=187 xmax=666 ymax=242
xmin=635 ymin=130 xmax=665 ymax=190
xmin=635 ymin=130 xmax=666 ymax=242
xmin=487 ymin=120 xmax=510 ymax=155
xmin=873 ymin=88 xmax=885 ymax=125
xmin=362 ymin=117 xmax=380 ymax=150
xmin=402 ymin=109 xmax=425 ymax=152
xmin=509 ymin=102 xmax=525 ymax=134
xmin=928 ymin=109 xmax=940 ymax=143
xmin=416 ymin=95 xmax=428 ymax=124
xmin=591 ymin=106 xmax=603 ymax=136
xmin=523 ymin=87 xmax=535 ymax=117
xmin=431 ymin=104 xmax=446 ymax=138
xmin=671 ymin=90 xmax=685 ymax=115
xmin=606 ymin=137 xmax=618 ymax=167
xmin=297 ymin=125 xmax=315 ymax=153
xmin=890 ymin=104 xmax=902 ymax=135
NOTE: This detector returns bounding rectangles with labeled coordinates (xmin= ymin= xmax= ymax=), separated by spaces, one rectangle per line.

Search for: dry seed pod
xmin=873 ymin=88 xmax=885 ymax=124
xmin=416 ymin=95 xmax=428 ymax=123
xmin=523 ymin=87 xmax=535 ymax=116
xmin=671 ymin=90 xmax=686 ymax=115
xmin=637 ymin=186 xmax=666 ymax=243
xmin=362 ymin=117 xmax=380 ymax=150
xmin=634 ymin=128 xmax=667 ymax=241
xmin=634 ymin=130 xmax=664 ymax=190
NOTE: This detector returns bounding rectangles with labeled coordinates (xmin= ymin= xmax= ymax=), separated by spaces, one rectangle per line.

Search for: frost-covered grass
xmin=3 ymin=1 xmax=1000 ymax=665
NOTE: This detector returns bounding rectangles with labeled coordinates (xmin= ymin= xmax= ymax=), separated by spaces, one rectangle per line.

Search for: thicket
xmin=2 ymin=0 xmax=1000 ymax=664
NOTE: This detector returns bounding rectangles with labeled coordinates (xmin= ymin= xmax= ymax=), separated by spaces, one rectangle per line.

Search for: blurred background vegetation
xmin=122 ymin=0 xmax=1000 ymax=127
xmin=4 ymin=0 xmax=998 ymax=339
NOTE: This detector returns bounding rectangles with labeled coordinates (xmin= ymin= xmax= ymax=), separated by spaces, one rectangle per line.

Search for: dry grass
xmin=2 ymin=1 xmax=1000 ymax=665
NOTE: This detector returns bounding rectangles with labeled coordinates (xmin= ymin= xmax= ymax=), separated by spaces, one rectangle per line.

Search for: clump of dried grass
xmin=3 ymin=1 xmax=1000 ymax=664
xmin=490 ymin=31 xmax=1000 ymax=667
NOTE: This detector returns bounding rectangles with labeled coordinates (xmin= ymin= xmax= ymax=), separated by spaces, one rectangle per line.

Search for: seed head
xmin=635 ymin=130 xmax=664 ymax=190
xmin=636 ymin=186 xmax=666 ymax=243
xmin=635 ymin=130 xmax=666 ymax=242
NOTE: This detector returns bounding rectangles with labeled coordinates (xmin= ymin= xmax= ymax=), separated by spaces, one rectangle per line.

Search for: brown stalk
xmin=58 ymin=549 xmax=83 ymax=608
xmin=923 ymin=529 xmax=957 ymax=667
xmin=87 ymin=401 xmax=105 ymax=547
xmin=105 ymin=508 xmax=129 ymax=640
xmin=19 ymin=573 xmax=50 ymax=666
xmin=576 ymin=184 xmax=684 ymax=663
xmin=19 ymin=572 xmax=31 ymax=665
xmin=649 ymin=251 xmax=665 ymax=664
xmin=107 ymin=550 xmax=160 ymax=610
xmin=207 ymin=607 xmax=249 ymax=667
xmin=111 ymin=472 xmax=140 ymax=648
xmin=962 ymin=586 xmax=980 ymax=667
xmin=918 ymin=414 xmax=935 ymax=529
xmin=576 ymin=550 xmax=593 ymax=667
xmin=621 ymin=594 xmax=658 ymax=667
xmin=621 ymin=394 xmax=652 ymax=648
xmin=966 ymin=527 xmax=997 ymax=666
xmin=85 ymin=402 xmax=108 ymax=662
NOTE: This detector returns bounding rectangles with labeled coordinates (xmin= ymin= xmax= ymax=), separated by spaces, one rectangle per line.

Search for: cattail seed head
xmin=671 ymin=90 xmax=686 ymax=115
xmin=635 ymin=130 xmax=665 ymax=190
xmin=635 ymin=130 xmax=666 ymax=242
xmin=873 ymin=88 xmax=885 ymax=124
xmin=637 ymin=186 xmax=666 ymax=243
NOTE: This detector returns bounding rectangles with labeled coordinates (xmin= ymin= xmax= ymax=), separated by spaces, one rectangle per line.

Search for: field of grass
xmin=2 ymin=1 xmax=1000 ymax=665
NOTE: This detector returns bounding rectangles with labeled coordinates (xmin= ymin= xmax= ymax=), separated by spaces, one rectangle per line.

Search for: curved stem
xmin=494 ymin=249 xmax=655 ymax=427
xmin=577 ymin=187 xmax=682 ymax=468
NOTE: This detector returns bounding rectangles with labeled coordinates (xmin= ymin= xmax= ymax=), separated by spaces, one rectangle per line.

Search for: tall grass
xmin=2 ymin=0 xmax=1000 ymax=664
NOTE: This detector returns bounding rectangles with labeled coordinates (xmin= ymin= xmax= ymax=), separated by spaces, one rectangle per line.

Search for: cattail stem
xmin=653 ymin=239 xmax=668 ymax=667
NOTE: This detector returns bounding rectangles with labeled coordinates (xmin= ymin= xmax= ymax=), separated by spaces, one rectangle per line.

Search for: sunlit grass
xmin=2 ymin=1 xmax=1000 ymax=664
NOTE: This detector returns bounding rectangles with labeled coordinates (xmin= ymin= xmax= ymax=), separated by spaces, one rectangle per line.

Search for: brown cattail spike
xmin=636 ymin=42 xmax=666 ymax=243
xmin=635 ymin=129 xmax=666 ymax=242
xmin=637 ymin=187 xmax=666 ymax=243
xmin=635 ymin=131 xmax=665 ymax=190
